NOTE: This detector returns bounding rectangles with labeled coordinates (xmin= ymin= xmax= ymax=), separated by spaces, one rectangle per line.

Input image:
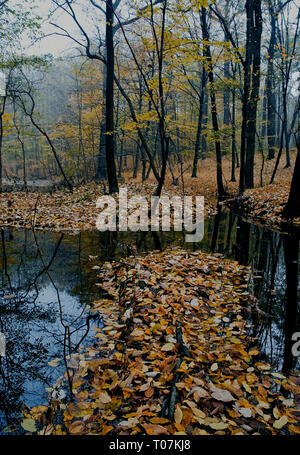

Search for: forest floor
xmin=0 ymin=154 xmax=297 ymax=233
xmin=225 ymin=180 xmax=300 ymax=230
xmin=140 ymin=154 xmax=298 ymax=231
xmin=23 ymin=249 xmax=300 ymax=436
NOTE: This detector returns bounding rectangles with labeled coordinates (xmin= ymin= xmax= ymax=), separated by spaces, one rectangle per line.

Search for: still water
xmin=0 ymin=210 xmax=299 ymax=433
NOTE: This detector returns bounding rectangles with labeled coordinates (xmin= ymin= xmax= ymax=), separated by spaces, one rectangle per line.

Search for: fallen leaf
xmin=211 ymin=387 xmax=235 ymax=403
xmin=273 ymin=416 xmax=288 ymax=429
xmin=142 ymin=424 xmax=169 ymax=435
xmin=162 ymin=343 xmax=175 ymax=352
xmin=174 ymin=406 xmax=183 ymax=424
xmin=21 ymin=418 xmax=37 ymax=433
xmin=99 ymin=391 xmax=111 ymax=404
xmin=68 ymin=420 xmax=88 ymax=435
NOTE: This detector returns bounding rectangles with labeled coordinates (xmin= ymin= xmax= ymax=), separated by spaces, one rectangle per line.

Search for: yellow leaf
xmin=273 ymin=416 xmax=288 ymax=429
xmin=174 ymin=405 xmax=183 ymax=424
xmin=21 ymin=418 xmax=37 ymax=433
xmin=161 ymin=342 xmax=175 ymax=352
xmin=192 ymin=408 xmax=206 ymax=419
xmin=242 ymin=381 xmax=252 ymax=393
xmin=209 ymin=422 xmax=228 ymax=430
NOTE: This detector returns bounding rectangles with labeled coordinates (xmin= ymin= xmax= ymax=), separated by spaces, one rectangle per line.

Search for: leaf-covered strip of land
xmin=26 ymin=249 xmax=300 ymax=436
xmin=0 ymin=182 xmax=216 ymax=233
xmin=226 ymin=180 xmax=300 ymax=230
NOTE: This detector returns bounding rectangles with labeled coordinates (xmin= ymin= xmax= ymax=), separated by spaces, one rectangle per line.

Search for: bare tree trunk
xmin=0 ymin=95 xmax=7 ymax=193
xmin=231 ymin=87 xmax=237 ymax=182
xmin=266 ymin=1 xmax=277 ymax=160
xmin=13 ymin=107 xmax=27 ymax=191
xmin=201 ymin=6 xmax=225 ymax=199
xmin=192 ymin=67 xmax=206 ymax=178
xmin=240 ymin=0 xmax=262 ymax=192
xmin=95 ymin=71 xmax=108 ymax=181
xmin=105 ymin=0 xmax=119 ymax=193
xmin=118 ymin=132 xmax=124 ymax=179
xmin=245 ymin=0 xmax=262 ymax=190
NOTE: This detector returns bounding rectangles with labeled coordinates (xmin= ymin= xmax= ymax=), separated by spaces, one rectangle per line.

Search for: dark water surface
xmin=0 ymin=210 xmax=299 ymax=433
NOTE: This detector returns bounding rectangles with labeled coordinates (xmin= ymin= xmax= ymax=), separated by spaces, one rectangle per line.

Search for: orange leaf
xmin=101 ymin=425 xmax=114 ymax=435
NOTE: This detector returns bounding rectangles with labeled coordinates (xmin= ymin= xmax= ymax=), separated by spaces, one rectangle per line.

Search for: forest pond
xmin=0 ymin=210 xmax=299 ymax=433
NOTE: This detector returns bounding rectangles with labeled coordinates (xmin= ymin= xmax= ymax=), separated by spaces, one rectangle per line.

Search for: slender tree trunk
xmin=231 ymin=87 xmax=237 ymax=182
xmin=105 ymin=0 xmax=119 ymax=193
xmin=153 ymin=0 xmax=169 ymax=197
xmin=223 ymin=58 xmax=231 ymax=127
xmin=284 ymin=107 xmax=291 ymax=168
xmin=133 ymin=76 xmax=143 ymax=179
xmin=201 ymin=6 xmax=225 ymax=199
xmin=202 ymin=89 xmax=208 ymax=156
xmin=133 ymin=141 xmax=140 ymax=179
xmin=266 ymin=2 xmax=277 ymax=160
xmin=0 ymin=95 xmax=7 ymax=193
xmin=13 ymin=109 xmax=27 ymax=191
xmin=118 ymin=132 xmax=124 ymax=179
xmin=245 ymin=0 xmax=262 ymax=189
xmin=192 ymin=67 xmax=206 ymax=178
xmin=240 ymin=0 xmax=263 ymax=192
xmin=114 ymin=75 xmax=160 ymax=182
xmin=95 ymin=65 xmax=108 ymax=181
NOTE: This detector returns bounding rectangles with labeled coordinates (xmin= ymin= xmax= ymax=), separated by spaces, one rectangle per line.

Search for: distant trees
xmin=49 ymin=0 xmax=164 ymax=194
xmin=270 ymin=5 xmax=300 ymax=184
xmin=0 ymin=0 xmax=299 ymax=200
xmin=0 ymin=0 xmax=41 ymax=192
xmin=16 ymin=80 xmax=73 ymax=192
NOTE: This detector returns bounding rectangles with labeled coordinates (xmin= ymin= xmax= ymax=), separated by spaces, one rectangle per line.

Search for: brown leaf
xmin=68 ymin=420 xmax=88 ymax=435
xmin=210 ymin=386 xmax=235 ymax=403
xmin=143 ymin=424 xmax=169 ymax=435
xmin=99 ymin=391 xmax=111 ymax=404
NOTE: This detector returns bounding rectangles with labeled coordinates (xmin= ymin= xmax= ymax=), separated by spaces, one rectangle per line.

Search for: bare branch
xmin=209 ymin=5 xmax=245 ymax=68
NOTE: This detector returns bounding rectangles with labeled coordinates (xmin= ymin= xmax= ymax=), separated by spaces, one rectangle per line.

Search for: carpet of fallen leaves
xmin=24 ymin=249 xmax=300 ymax=436
xmin=226 ymin=180 xmax=300 ymax=230
xmin=0 ymin=155 xmax=296 ymax=232
xmin=0 ymin=182 xmax=216 ymax=233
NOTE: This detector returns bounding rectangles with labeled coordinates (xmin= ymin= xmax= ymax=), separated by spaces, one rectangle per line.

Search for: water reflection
xmin=0 ymin=210 xmax=299 ymax=433
xmin=207 ymin=211 xmax=300 ymax=374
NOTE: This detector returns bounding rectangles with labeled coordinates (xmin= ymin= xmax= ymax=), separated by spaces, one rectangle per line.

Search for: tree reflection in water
xmin=209 ymin=210 xmax=300 ymax=374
